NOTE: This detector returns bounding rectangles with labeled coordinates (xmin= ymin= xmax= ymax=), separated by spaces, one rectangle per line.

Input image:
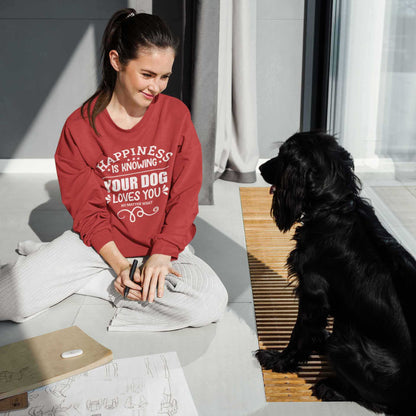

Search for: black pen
xmin=124 ymin=259 xmax=138 ymax=298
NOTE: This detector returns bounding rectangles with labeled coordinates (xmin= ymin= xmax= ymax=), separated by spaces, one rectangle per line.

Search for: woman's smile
xmin=141 ymin=91 xmax=155 ymax=100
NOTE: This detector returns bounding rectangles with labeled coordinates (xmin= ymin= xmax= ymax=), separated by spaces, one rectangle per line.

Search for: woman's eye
xmin=142 ymin=73 xmax=152 ymax=78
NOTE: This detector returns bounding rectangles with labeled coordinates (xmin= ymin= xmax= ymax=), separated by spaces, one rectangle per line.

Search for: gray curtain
xmin=215 ymin=0 xmax=259 ymax=184
xmin=190 ymin=1 xmax=220 ymax=205
xmin=191 ymin=0 xmax=259 ymax=204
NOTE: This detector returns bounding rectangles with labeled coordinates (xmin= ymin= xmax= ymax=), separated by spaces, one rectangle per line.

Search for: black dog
xmin=256 ymin=132 xmax=416 ymax=415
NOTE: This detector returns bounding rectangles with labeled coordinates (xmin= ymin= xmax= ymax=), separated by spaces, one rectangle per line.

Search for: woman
xmin=0 ymin=9 xmax=228 ymax=331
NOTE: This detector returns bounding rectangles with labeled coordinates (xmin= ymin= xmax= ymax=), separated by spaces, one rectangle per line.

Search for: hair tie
xmin=126 ymin=12 xmax=135 ymax=19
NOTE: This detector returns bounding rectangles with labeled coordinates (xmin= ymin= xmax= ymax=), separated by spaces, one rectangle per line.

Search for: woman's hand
xmin=99 ymin=241 xmax=142 ymax=300
xmin=141 ymin=254 xmax=181 ymax=303
xmin=114 ymin=265 xmax=142 ymax=300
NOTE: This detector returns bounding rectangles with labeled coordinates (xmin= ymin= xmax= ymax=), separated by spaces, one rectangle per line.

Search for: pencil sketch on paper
xmin=158 ymin=355 xmax=178 ymax=416
xmin=104 ymin=362 xmax=119 ymax=379
xmin=45 ymin=377 xmax=75 ymax=399
xmin=27 ymin=402 xmax=73 ymax=416
xmin=3 ymin=352 xmax=198 ymax=416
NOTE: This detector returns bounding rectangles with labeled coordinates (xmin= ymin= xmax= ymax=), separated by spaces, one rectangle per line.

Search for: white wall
xmin=0 ymin=0 xmax=151 ymax=172
xmin=256 ymin=0 xmax=305 ymax=158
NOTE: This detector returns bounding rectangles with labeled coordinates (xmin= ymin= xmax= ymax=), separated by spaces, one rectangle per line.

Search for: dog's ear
xmin=273 ymin=158 xmax=306 ymax=232
xmin=313 ymin=142 xmax=361 ymax=206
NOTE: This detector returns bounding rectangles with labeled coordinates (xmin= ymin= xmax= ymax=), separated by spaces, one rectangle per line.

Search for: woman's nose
xmin=148 ymin=80 xmax=161 ymax=94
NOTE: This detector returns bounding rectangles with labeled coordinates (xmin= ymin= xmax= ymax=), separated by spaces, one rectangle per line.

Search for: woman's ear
xmin=109 ymin=50 xmax=121 ymax=72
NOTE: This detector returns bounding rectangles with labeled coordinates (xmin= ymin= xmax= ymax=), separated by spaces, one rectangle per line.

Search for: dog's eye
xmin=269 ymin=185 xmax=277 ymax=195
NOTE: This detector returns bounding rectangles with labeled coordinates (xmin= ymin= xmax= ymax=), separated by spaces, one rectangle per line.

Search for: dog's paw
xmin=311 ymin=378 xmax=347 ymax=402
xmin=255 ymin=349 xmax=299 ymax=373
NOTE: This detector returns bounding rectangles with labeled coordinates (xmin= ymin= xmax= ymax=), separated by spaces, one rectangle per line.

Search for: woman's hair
xmin=82 ymin=9 xmax=179 ymax=134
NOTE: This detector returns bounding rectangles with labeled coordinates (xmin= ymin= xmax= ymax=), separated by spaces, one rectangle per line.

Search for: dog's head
xmin=259 ymin=132 xmax=361 ymax=232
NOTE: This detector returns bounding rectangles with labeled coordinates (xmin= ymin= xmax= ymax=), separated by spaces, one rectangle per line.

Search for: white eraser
xmin=61 ymin=349 xmax=83 ymax=359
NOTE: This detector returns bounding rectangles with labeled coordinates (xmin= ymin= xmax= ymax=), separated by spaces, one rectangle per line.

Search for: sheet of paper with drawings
xmin=1 ymin=352 xmax=198 ymax=416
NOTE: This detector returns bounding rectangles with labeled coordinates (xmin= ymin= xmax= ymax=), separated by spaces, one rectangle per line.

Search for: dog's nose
xmin=259 ymin=159 xmax=272 ymax=176
xmin=259 ymin=157 xmax=276 ymax=184
xmin=259 ymin=161 xmax=266 ymax=173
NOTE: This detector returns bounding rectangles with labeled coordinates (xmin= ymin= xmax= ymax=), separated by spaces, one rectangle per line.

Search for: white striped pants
xmin=0 ymin=230 xmax=228 ymax=331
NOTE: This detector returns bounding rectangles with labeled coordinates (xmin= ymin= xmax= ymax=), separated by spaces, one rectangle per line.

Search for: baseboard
xmin=0 ymin=159 xmax=56 ymax=174
xmin=354 ymin=157 xmax=395 ymax=173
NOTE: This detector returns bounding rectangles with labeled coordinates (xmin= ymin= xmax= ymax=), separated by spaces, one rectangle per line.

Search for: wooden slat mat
xmin=240 ymin=187 xmax=333 ymax=402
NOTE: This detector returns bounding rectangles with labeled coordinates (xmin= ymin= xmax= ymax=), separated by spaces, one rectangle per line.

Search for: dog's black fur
xmin=256 ymin=132 xmax=416 ymax=415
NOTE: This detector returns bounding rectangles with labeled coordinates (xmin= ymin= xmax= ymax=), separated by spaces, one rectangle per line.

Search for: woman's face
xmin=112 ymin=47 xmax=175 ymax=111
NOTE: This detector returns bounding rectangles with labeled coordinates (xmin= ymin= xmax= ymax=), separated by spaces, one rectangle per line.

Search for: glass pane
xmin=328 ymin=0 xmax=416 ymax=181
xmin=328 ymin=0 xmax=416 ymax=248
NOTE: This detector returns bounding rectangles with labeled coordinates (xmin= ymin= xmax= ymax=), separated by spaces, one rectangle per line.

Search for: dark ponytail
xmin=81 ymin=8 xmax=179 ymax=135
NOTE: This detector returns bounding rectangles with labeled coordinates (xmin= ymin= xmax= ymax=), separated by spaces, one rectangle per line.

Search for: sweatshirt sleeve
xmin=150 ymin=112 xmax=202 ymax=259
xmin=55 ymin=122 xmax=113 ymax=252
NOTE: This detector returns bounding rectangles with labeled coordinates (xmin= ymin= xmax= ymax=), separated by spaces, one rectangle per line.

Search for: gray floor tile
xmin=0 ymin=219 xmax=40 ymax=263
xmin=0 ymin=173 xmax=63 ymax=212
xmin=193 ymin=216 xmax=253 ymax=303
xmin=406 ymin=186 xmax=416 ymax=195
xmin=26 ymin=208 xmax=73 ymax=242
xmin=195 ymin=179 xmax=267 ymax=303
xmin=0 ymin=296 xmax=83 ymax=347
xmin=371 ymin=186 xmax=416 ymax=239
xmin=183 ymin=306 xmax=266 ymax=416
xmin=0 ymin=173 xmax=72 ymax=263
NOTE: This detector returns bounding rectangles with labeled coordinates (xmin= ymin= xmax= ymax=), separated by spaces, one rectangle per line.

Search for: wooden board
xmin=240 ymin=187 xmax=333 ymax=402
xmin=0 ymin=326 xmax=113 ymax=400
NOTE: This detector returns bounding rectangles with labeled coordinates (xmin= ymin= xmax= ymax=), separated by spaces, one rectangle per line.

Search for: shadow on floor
xmin=28 ymin=180 xmax=72 ymax=242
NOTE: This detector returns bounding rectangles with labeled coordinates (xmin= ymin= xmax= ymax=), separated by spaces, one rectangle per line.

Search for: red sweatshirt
xmin=55 ymin=94 xmax=202 ymax=260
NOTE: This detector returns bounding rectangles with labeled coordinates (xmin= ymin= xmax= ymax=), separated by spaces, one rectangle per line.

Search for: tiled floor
xmin=371 ymin=186 xmax=416 ymax=238
xmin=1 ymin=172 xmax=415 ymax=415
